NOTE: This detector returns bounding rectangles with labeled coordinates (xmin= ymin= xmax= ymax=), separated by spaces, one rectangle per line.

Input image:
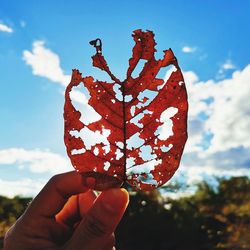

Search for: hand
xmin=4 ymin=171 xmax=129 ymax=250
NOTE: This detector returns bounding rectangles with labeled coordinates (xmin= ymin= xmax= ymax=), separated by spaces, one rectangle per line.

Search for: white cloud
xmin=23 ymin=40 xmax=104 ymax=126
xmin=217 ymin=59 xmax=236 ymax=79
xmin=23 ymin=40 xmax=97 ymax=117
xmin=0 ymin=148 xmax=71 ymax=174
xmin=184 ymin=71 xmax=216 ymax=118
xmin=0 ymin=178 xmax=46 ymax=198
xmin=183 ymin=146 xmax=250 ymax=173
xmin=180 ymin=71 xmax=214 ymax=153
xmin=177 ymin=163 xmax=250 ymax=187
xmin=163 ymin=157 xmax=250 ymax=199
xmin=23 ymin=40 xmax=70 ymax=86
xmin=182 ymin=65 xmax=250 ymax=153
xmin=168 ymin=150 xmax=250 ymax=198
xmin=182 ymin=46 xmax=196 ymax=53
xmin=177 ymin=64 xmax=250 ymax=186
xmin=0 ymin=23 xmax=13 ymax=33
xmin=151 ymin=62 xmax=250 ymax=192
xmin=165 ymin=64 xmax=250 ymax=157
xmin=206 ymin=65 xmax=250 ymax=152
xmin=221 ymin=59 xmax=236 ymax=70
xmin=185 ymin=119 xmax=205 ymax=153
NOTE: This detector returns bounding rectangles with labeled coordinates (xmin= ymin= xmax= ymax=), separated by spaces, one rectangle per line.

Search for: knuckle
xmin=84 ymin=214 xmax=108 ymax=238
xmin=48 ymin=174 xmax=69 ymax=199
xmin=49 ymin=174 xmax=63 ymax=185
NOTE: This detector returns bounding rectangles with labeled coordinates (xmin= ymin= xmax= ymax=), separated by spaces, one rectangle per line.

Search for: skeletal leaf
xmin=64 ymin=29 xmax=188 ymax=191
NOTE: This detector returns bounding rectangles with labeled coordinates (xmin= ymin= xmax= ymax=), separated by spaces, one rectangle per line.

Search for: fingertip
xmin=100 ymin=188 xmax=129 ymax=214
xmin=67 ymin=188 xmax=128 ymax=248
xmin=120 ymin=188 xmax=129 ymax=206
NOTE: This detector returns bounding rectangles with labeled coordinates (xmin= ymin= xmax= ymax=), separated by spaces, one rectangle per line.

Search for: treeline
xmin=0 ymin=196 xmax=31 ymax=238
xmin=1 ymin=177 xmax=250 ymax=250
xmin=116 ymin=176 xmax=250 ymax=250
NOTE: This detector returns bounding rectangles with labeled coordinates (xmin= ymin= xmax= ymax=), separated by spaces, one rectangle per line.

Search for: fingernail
xmin=102 ymin=188 xmax=129 ymax=213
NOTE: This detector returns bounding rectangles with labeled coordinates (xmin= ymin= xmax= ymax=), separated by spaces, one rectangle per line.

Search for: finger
xmin=56 ymin=190 xmax=97 ymax=228
xmin=78 ymin=190 xmax=98 ymax=217
xmin=26 ymin=171 xmax=88 ymax=218
xmin=102 ymin=233 xmax=115 ymax=250
xmin=65 ymin=188 xmax=129 ymax=250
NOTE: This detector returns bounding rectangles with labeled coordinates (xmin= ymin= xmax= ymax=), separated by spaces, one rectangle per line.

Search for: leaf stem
xmin=121 ymin=81 xmax=127 ymax=180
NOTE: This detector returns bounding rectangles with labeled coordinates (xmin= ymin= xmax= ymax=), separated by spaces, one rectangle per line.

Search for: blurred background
xmin=0 ymin=0 xmax=250 ymax=249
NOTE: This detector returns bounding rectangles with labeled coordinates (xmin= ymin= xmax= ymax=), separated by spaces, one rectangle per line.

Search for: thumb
xmin=64 ymin=188 xmax=129 ymax=250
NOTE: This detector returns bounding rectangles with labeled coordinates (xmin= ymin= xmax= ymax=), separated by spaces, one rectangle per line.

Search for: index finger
xmin=26 ymin=171 xmax=88 ymax=218
xmin=56 ymin=190 xmax=97 ymax=228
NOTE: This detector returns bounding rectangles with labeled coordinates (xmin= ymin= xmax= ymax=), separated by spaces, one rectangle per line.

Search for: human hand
xmin=4 ymin=171 xmax=129 ymax=250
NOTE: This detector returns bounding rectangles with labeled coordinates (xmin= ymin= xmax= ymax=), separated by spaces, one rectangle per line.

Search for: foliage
xmin=116 ymin=176 xmax=250 ymax=250
xmin=0 ymin=195 xmax=32 ymax=247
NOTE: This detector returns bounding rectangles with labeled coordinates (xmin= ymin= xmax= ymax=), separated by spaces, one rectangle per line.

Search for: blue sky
xmin=0 ymin=0 xmax=250 ymax=197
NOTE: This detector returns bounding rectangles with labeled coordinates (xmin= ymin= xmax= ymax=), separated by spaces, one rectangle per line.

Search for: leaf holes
xmin=131 ymin=59 xmax=147 ymax=78
xmin=71 ymin=148 xmax=86 ymax=155
xmin=155 ymin=107 xmax=178 ymax=140
xmin=64 ymin=30 xmax=188 ymax=191
xmin=113 ymin=84 xmax=123 ymax=101
xmin=160 ymin=145 xmax=171 ymax=153
xmin=125 ymin=95 xmax=133 ymax=102
xmin=103 ymin=161 xmax=111 ymax=171
xmin=115 ymin=148 xmax=123 ymax=160
xmin=93 ymin=147 xmax=99 ymax=155
xmin=69 ymin=85 xmax=101 ymax=125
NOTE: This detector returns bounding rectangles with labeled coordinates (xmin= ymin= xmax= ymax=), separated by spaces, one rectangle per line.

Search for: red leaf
xmin=64 ymin=29 xmax=188 ymax=191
